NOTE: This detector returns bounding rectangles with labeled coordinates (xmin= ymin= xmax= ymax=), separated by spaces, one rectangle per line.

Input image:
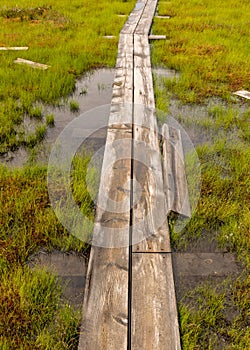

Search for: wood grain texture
xmin=78 ymin=246 xmax=129 ymax=350
xmin=132 ymin=103 xmax=170 ymax=252
xmin=135 ymin=0 xmax=158 ymax=35
xmin=78 ymin=1 xmax=144 ymax=349
xmin=162 ymin=124 xmax=191 ymax=218
xmin=121 ymin=0 xmax=147 ymax=35
xmin=79 ymin=1 xmax=182 ymax=349
xmin=131 ymin=253 xmax=181 ymax=350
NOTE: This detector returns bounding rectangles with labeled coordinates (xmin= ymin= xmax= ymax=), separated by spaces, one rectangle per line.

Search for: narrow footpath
xmin=78 ymin=1 xmax=182 ymax=349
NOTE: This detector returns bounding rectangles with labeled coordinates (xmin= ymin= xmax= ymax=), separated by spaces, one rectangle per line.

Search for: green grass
xmin=153 ymin=1 xmax=250 ymax=348
xmin=0 ymin=0 xmax=135 ymax=155
xmin=45 ymin=113 xmax=55 ymax=126
xmin=0 ymin=153 xmax=94 ymax=348
xmin=152 ymin=0 xmax=250 ymax=103
xmin=0 ymin=266 xmax=81 ymax=349
xmin=69 ymin=100 xmax=80 ymax=112
xmin=0 ymin=3 xmax=136 ymax=347
xmin=179 ymin=274 xmax=250 ymax=349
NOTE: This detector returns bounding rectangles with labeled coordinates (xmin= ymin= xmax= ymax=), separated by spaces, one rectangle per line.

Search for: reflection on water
xmin=1 ymin=68 xmax=115 ymax=167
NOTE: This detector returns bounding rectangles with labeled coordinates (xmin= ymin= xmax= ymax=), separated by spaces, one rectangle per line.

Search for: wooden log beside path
xmin=14 ymin=57 xmax=50 ymax=70
xmin=78 ymin=1 xmax=190 ymax=349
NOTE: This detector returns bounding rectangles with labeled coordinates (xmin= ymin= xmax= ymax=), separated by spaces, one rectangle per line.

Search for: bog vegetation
xmin=0 ymin=0 xmax=134 ymax=348
xmin=0 ymin=0 xmax=249 ymax=349
xmin=153 ymin=0 xmax=250 ymax=348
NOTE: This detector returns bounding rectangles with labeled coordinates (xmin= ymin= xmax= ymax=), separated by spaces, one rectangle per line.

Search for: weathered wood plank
xmin=79 ymin=2 xmax=181 ymax=349
xmin=103 ymin=35 xmax=116 ymax=39
xmin=0 ymin=46 xmax=28 ymax=50
xmin=148 ymin=34 xmax=166 ymax=40
xmin=133 ymin=34 xmax=151 ymax=68
xmin=14 ymin=57 xmax=50 ymax=69
xmin=132 ymin=28 xmax=170 ymax=252
xmin=121 ymin=0 xmax=147 ymax=35
xmin=78 ymin=246 xmax=129 ymax=350
xmin=131 ymin=253 xmax=181 ymax=350
xmin=78 ymin=1 xmax=145 ymax=347
xmin=135 ymin=0 xmax=158 ymax=35
xmin=131 ymin=3 xmax=181 ymax=349
xmin=155 ymin=15 xmax=171 ymax=19
xmin=233 ymin=90 xmax=250 ymax=99
xmin=131 ymin=103 xmax=170 ymax=252
xmin=162 ymin=124 xmax=191 ymax=218
xmin=78 ymin=107 xmax=132 ymax=349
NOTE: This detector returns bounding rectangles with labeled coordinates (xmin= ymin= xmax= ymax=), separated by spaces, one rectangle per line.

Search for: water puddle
xmin=153 ymin=67 xmax=179 ymax=79
xmin=45 ymin=68 xmax=114 ymax=142
xmin=1 ymin=68 xmax=115 ymax=167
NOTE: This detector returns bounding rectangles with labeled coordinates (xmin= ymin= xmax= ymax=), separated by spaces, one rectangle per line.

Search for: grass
xmin=1 ymin=0 xmax=249 ymax=348
xmin=0 ymin=0 xmax=135 ymax=155
xmin=45 ymin=113 xmax=55 ymax=126
xmin=153 ymin=1 xmax=250 ymax=348
xmin=152 ymin=0 xmax=250 ymax=103
xmin=0 ymin=153 xmax=95 ymax=348
xmin=0 ymin=266 xmax=81 ymax=350
xmin=179 ymin=273 xmax=250 ymax=349
xmin=0 ymin=1 xmax=135 ymax=348
xmin=69 ymin=100 xmax=80 ymax=112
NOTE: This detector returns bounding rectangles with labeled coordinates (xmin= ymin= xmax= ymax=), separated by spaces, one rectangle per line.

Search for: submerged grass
xmin=153 ymin=0 xmax=250 ymax=348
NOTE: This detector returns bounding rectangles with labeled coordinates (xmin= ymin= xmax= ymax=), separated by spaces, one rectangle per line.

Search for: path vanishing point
xmin=78 ymin=1 xmax=190 ymax=349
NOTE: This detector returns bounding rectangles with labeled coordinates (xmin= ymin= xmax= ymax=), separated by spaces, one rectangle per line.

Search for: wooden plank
xmin=14 ymin=57 xmax=50 ymax=70
xmin=133 ymin=34 xmax=151 ymax=68
xmin=0 ymin=46 xmax=28 ymax=51
xmin=155 ymin=15 xmax=171 ymax=19
xmin=79 ymin=2 xmax=182 ymax=350
xmin=148 ymin=34 xmax=166 ymax=40
xmin=131 ymin=253 xmax=181 ymax=350
xmin=78 ymin=246 xmax=129 ymax=350
xmin=121 ymin=0 xmax=147 ymax=35
xmin=131 ymin=3 xmax=181 ymax=349
xmin=132 ymin=102 xmax=170 ymax=252
xmin=78 ymin=106 xmax=133 ymax=349
xmin=162 ymin=124 xmax=191 ymax=218
xmin=103 ymin=35 xmax=116 ymax=39
xmin=135 ymin=0 xmax=158 ymax=35
xmin=233 ymin=90 xmax=250 ymax=99
xmin=132 ymin=27 xmax=170 ymax=252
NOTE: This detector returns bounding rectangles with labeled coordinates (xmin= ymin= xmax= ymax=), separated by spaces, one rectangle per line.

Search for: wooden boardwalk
xmin=78 ymin=1 xmax=189 ymax=349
